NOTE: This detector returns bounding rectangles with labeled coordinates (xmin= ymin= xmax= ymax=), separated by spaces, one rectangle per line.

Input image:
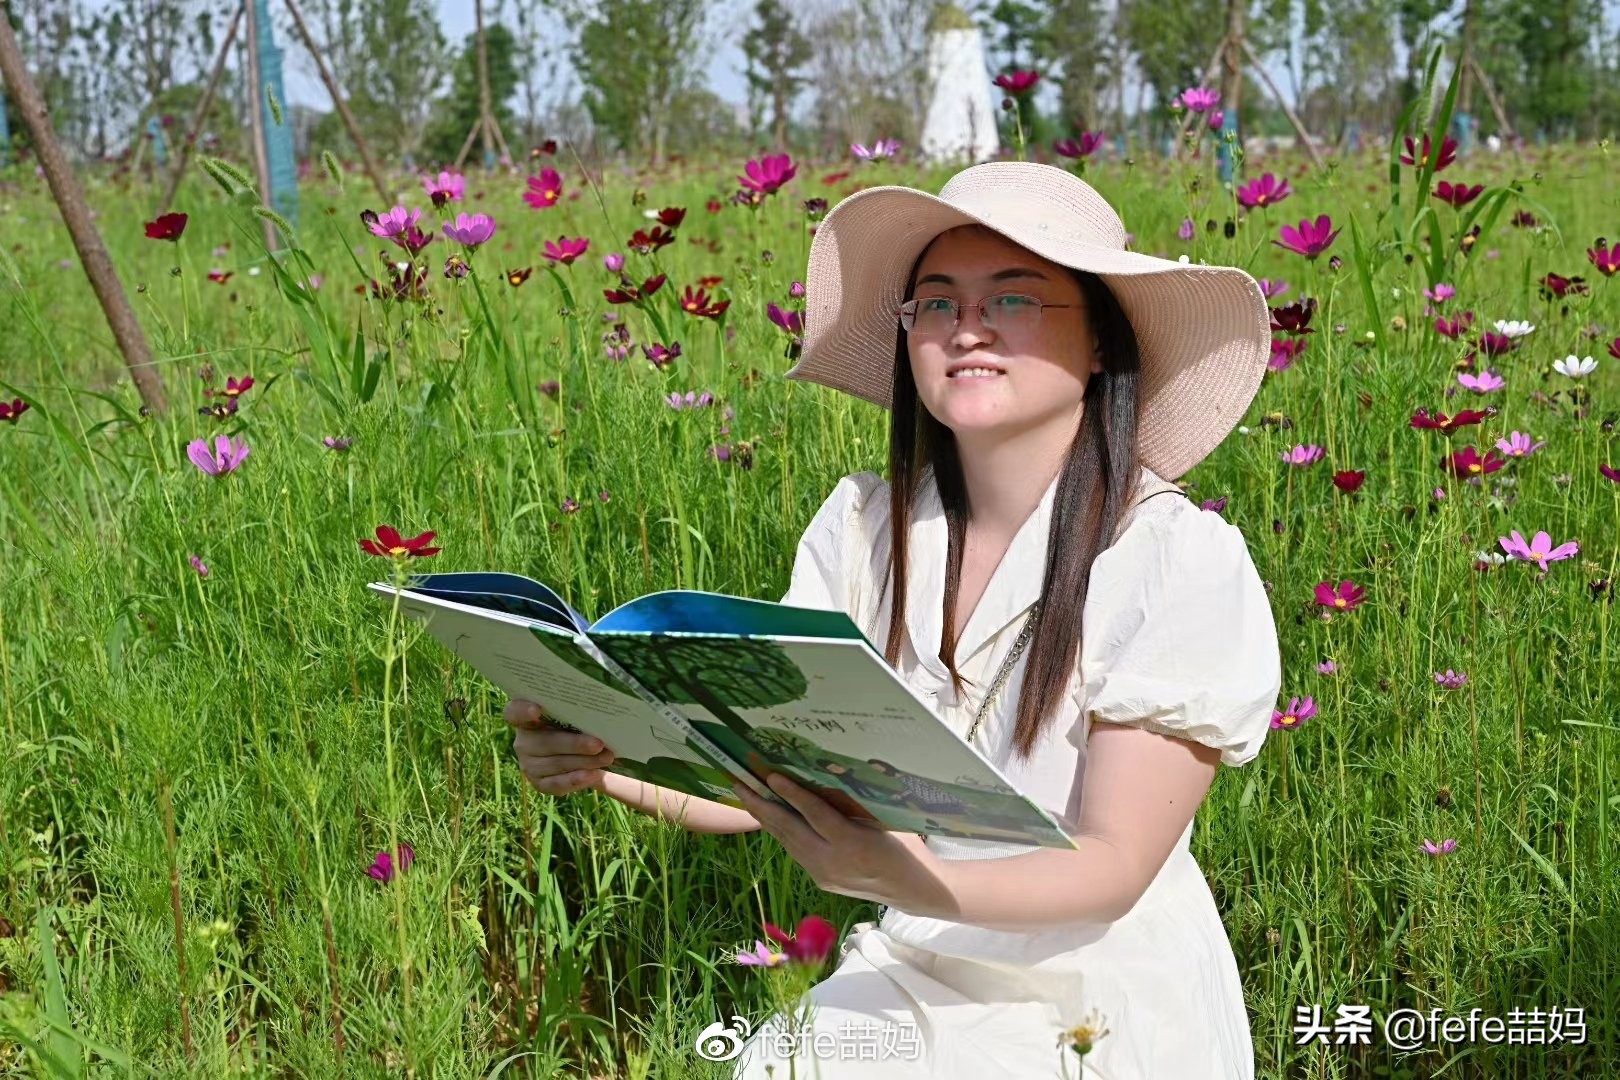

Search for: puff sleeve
xmin=1067 ymin=504 xmax=1282 ymax=767
xmin=778 ymin=471 xmax=885 ymax=619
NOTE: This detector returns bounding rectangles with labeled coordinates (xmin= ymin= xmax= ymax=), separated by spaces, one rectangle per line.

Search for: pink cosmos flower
xmin=1257 ymin=278 xmax=1290 ymax=299
xmin=542 ymin=236 xmax=590 ymax=265
xmin=851 ymin=138 xmax=902 ymax=160
xmin=1271 ymin=695 xmax=1316 ymax=729
xmin=1200 ymin=496 xmax=1227 ymax=513
xmin=523 ymin=168 xmax=563 ymax=209
xmin=442 ymin=212 xmax=496 ymax=249
xmin=189 ymin=554 xmax=210 ymax=578
xmin=1457 ymin=369 xmax=1504 ymax=393
xmin=737 ymin=153 xmax=797 ymax=197
xmin=187 ymin=435 xmax=250 ymax=476
xmin=1316 ymin=660 xmax=1338 ymax=675
xmin=1314 ymin=580 xmax=1366 ymax=612
xmin=766 ymin=301 xmax=802 ymax=336
xmin=1177 ymin=217 xmax=1194 ymax=241
xmin=1421 ymin=838 xmax=1458 ymax=856
xmin=603 ymin=252 xmax=625 ymax=273
xmin=1178 ymin=86 xmax=1220 ymax=113
xmin=1494 ymin=431 xmax=1546 ymax=458
xmin=422 ymin=170 xmax=465 ymax=207
xmin=1498 ymin=529 xmax=1579 ymax=572
xmin=1279 ymin=444 xmax=1325 ymax=466
xmin=1588 ymin=241 xmax=1620 ymax=277
xmin=736 ymin=940 xmax=788 ymax=967
xmin=1237 ymin=173 xmax=1291 ymax=209
xmin=1433 ymin=670 xmax=1468 ymax=689
xmin=1424 ymin=283 xmax=1455 ymax=304
xmin=1274 ymin=215 xmax=1341 ymax=259
xmin=366 ymin=205 xmax=422 ymax=241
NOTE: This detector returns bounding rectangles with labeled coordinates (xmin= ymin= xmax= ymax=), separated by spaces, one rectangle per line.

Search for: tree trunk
xmin=0 ymin=14 xmax=168 ymax=414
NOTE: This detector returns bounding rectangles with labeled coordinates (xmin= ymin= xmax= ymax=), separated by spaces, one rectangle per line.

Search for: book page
xmin=379 ymin=588 xmax=743 ymax=805
xmin=589 ymin=631 xmax=1077 ymax=849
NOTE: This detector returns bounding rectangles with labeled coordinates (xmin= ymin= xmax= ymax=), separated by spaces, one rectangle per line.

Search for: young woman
xmin=506 ymin=161 xmax=1282 ymax=1078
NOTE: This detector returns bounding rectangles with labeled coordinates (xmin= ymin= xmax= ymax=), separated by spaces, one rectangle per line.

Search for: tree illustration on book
xmin=591 ymin=635 xmax=809 ymax=790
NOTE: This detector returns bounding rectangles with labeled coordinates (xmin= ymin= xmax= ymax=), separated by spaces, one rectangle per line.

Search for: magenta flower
xmin=737 ymin=153 xmax=797 ymax=197
xmin=1588 ymin=241 xmax=1620 ymax=277
xmin=1602 ymin=463 xmax=1620 ymax=483
xmin=1424 ymin=283 xmax=1456 ymax=304
xmin=763 ymin=915 xmax=837 ymax=965
xmin=994 ymin=69 xmax=1041 ymax=96
xmin=789 ymin=280 xmax=805 ymax=298
xmin=1400 ymin=133 xmax=1458 ymax=172
xmin=542 ymin=236 xmax=590 ymax=265
xmin=665 ymin=390 xmax=714 ymax=410
xmin=1433 ymin=670 xmax=1468 ymax=689
xmin=1053 ymin=132 xmax=1105 ymax=158
xmin=422 ymin=170 xmax=465 ymax=207
xmin=524 ymin=168 xmax=563 ymax=209
xmin=189 ymin=554 xmax=210 ymax=578
xmin=1432 ymin=181 xmax=1484 ymax=208
xmin=1178 ymin=86 xmax=1220 ymax=113
xmin=1498 ymin=529 xmax=1579 ymax=572
xmin=1476 ymin=330 xmax=1516 ymax=356
xmin=1495 ymin=431 xmax=1545 ymax=458
xmin=851 ymin=138 xmax=902 ymax=160
xmin=1316 ymin=660 xmax=1338 ymax=675
xmin=1207 ymin=109 xmax=1225 ymax=132
xmin=1457 ymin=369 xmax=1504 ymax=393
xmin=442 ymin=212 xmax=496 ymax=250
xmin=603 ymin=251 xmax=625 ymax=273
xmin=1421 ymin=838 xmax=1458 ymax=857
xmin=766 ymin=301 xmax=802 ymax=336
xmin=1314 ymin=580 xmax=1366 ymax=612
xmin=1274 ymin=215 xmax=1341 ymax=259
xmin=1271 ymin=695 xmax=1316 ymax=730
xmin=1237 ymin=173 xmax=1291 ymax=209
xmin=1200 ymin=496 xmax=1227 ymax=513
xmin=365 ymin=842 xmax=415 ymax=883
xmin=187 ymin=435 xmax=250 ymax=477
xmin=324 ymin=435 xmax=354 ymax=452
xmin=642 ymin=341 xmax=682 ymax=370
xmin=1279 ymin=444 xmax=1325 ymax=466
xmin=1177 ymin=217 xmax=1194 ymax=241
xmin=1257 ymin=278 xmax=1289 ymax=299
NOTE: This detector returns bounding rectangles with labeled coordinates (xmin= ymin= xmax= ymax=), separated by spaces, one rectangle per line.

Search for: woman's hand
xmin=733 ymin=772 xmax=957 ymax=917
xmin=504 ymin=699 xmax=617 ymax=796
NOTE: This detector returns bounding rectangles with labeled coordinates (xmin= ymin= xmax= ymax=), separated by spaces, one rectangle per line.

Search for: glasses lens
xmin=907 ymin=297 xmax=957 ymax=336
xmin=985 ymin=294 xmax=1042 ymax=334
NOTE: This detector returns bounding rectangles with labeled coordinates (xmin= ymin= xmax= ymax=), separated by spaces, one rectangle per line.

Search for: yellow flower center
xmin=389 ymin=546 xmax=409 ymax=556
xmin=1468 ymin=463 xmax=1481 ymax=473
xmin=1530 ymin=548 xmax=1546 ymax=559
xmin=1334 ymin=598 xmax=1346 ymax=608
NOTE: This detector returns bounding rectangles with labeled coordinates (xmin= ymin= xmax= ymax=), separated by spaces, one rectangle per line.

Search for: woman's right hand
xmin=504 ymin=699 xmax=617 ymax=796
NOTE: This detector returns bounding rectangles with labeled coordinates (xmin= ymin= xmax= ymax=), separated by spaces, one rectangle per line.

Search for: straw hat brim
xmin=784 ymin=178 xmax=1273 ymax=482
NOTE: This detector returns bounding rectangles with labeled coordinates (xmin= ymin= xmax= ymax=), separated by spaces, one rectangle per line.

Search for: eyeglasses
xmin=897 ymin=293 xmax=1074 ymax=338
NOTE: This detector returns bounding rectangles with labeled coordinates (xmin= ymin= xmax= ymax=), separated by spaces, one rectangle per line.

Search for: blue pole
xmin=1216 ymin=108 xmax=1236 ymax=186
xmin=254 ymin=0 xmax=299 ymax=228
xmin=0 ymin=88 xmax=10 ymax=167
xmin=146 ymin=115 xmax=168 ymax=166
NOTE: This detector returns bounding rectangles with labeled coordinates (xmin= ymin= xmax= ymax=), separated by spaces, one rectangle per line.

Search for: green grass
xmin=0 ymin=131 xmax=1617 ymax=1079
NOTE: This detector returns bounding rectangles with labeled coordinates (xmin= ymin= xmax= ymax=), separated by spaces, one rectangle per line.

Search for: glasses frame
xmin=897 ymin=292 xmax=1076 ymax=337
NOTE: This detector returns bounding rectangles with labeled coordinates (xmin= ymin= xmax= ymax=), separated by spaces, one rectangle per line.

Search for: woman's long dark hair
xmin=881 ymin=227 xmax=1146 ymax=763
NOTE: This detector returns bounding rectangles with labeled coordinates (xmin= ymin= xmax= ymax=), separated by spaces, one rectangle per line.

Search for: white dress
xmin=730 ymin=463 xmax=1283 ymax=1080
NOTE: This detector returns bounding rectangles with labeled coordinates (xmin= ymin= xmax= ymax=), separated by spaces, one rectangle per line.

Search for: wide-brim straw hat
xmin=784 ymin=160 xmax=1272 ymax=481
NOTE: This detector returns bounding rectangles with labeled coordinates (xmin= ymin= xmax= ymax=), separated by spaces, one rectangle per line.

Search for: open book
xmin=369 ymin=572 xmax=1079 ymax=850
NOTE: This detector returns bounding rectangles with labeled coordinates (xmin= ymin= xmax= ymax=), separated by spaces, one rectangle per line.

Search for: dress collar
xmin=904 ymin=463 xmax=1061 ymax=692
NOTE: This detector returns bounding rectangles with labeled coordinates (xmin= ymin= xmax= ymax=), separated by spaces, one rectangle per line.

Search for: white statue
xmin=918 ymin=3 xmax=1000 ymax=166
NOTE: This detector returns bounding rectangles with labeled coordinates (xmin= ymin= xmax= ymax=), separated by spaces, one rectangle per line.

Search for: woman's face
xmin=907 ymin=225 xmax=1100 ymax=441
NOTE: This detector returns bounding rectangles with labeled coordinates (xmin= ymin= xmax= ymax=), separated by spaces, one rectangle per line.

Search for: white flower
xmin=1493 ymin=319 xmax=1534 ymax=339
xmin=642 ymin=208 xmax=660 ymax=220
xmin=1552 ymin=354 xmax=1596 ymax=379
xmin=1391 ymin=287 xmax=1401 ymax=298
xmin=1178 ymin=254 xmax=1190 ymax=264
xmin=1237 ymin=425 xmax=1250 ymax=435
xmin=1474 ymin=550 xmax=1508 ymax=565
xmin=247 ymin=266 xmax=261 ymax=276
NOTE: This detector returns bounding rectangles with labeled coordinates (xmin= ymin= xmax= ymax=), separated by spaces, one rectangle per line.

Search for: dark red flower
xmin=603 ymin=274 xmax=667 ymax=305
xmin=763 ymin=914 xmax=837 ymax=965
xmin=1400 ymin=133 xmax=1457 ymax=172
xmin=1537 ymin=272 xmax=1587 ymax=300
xmin=993 ymin=69 xmax=1041 ymax=96
xmin=656 ymin=206 xmax=686 ymax=228
xmin=359 ymin=525 xmax=441 ymax=558
xmin=679 ymin=285 xmax=729 ymax=320
xmin=628 ymin=226 xmax=676 ymax=255
xmin=0 ymin=398 xmax=29 ymax=423
xmin=144 ymin=212 xmax=189 ymax=242
xmin=1270 ymin=299 xmax=1315 ymax=335
xmin=1410 ymin=407 xmax=1494 ymax=433
xmin=1432 ymin=180 xmax=1483 ymax=208
xmin=1332 ymin=470 xmax=1366 ymax=493
xmin=1444 ymin=446 xmax=1506 ymax=479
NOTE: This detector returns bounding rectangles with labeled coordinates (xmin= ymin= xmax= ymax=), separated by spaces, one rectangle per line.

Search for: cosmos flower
xmin=365 ymin=843 xmax=415 ymax=883
xmin=1457 ymin=369 xmax=1504 ymax=393
xmin=1237 ymin=173 xmax=1291 ymax=209
xmin=442 ymin=212 xmax=497 ymax=250
xmin=1421 ymin=838 xmax=1458 ymax=857
xmin=1053 ymin=132 xmax=1105 ymax=159
xmin=523 ymin=168 xmax=563 ymax=209
xmin=144 ymin=212 xmax=188 ymax=241
xmin=541 ymin=236 xmax=590 ymax=265
xmin=1498 ymin=529 xmax=1579 ymax=572
xmin=1271 ymin=695 xmax=1317 ymax=730
xmin=1494 ymin=431 xmax=1546 ymax=458
xmin=359 ymin=525 xmax=441 ymax=558
xmin=994 ymin=70 xmax=1041 ymax=96
xmin=1552 ymin=355 xmax=1596 ymax=379
xmin=1314 ymin=580 xmax=1366 ymax=612
xmin=1177 ymin=86 xmax=1220 ymax=113
xmin=187 ymin=435 xmax=250 ymax=476
xmin=1273 ymin=215 xmax=1341 ymax=259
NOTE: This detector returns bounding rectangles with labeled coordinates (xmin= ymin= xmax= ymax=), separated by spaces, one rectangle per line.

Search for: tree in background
xmin=741 ymin=0 xmax=813 ymax=152
xmin=554 ymin=0 xmax=710 ymax=162
xmin=1120 ymin=0 xmax=1224 ymax=141
xmin=304 ymin=0 xmax=450 ymax=161
xmin=801 ymin=0 xmax=932 ymax=159
xmin=421 ymin=22 xmax=519 ymax=165
xmin=1039 ymin=0 xmax=1112 ymax=133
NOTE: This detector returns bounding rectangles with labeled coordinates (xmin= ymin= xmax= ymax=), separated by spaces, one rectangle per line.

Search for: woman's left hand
xmin=733 ymin=772 xmax=957 ymax=917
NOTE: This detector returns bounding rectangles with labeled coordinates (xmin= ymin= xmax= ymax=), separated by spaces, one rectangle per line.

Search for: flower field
xmin=1 ymin=119 xmax=1618 ymax=1077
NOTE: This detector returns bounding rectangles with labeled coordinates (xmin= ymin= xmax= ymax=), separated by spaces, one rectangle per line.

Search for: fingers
xmin=521 ymin=764 xmax=608 ymax=796
xmin=512 ymin=726 xmax=607 ymax=760
xmin=503 ymin=699 xmax=546 ymax=729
